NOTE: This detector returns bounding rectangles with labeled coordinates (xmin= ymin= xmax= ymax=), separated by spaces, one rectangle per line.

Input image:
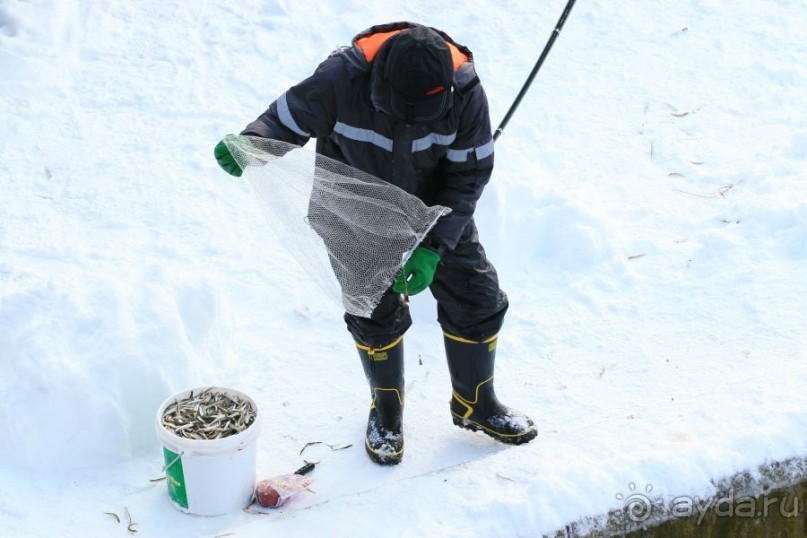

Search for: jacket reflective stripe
xmin=411 ymin=132 xmax=457 ymax=153
xmin=333 ymin=120 xmax=490 ymax=159
xmin=446 ymin=139 xmax=494 ymax=162
xmin=333 ymin=121 xmax=393 ymax=151
xmin=278 ymin=92 xmax=310 ymax=137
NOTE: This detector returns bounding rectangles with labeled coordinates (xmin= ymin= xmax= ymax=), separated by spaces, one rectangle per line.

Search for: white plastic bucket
xmin=155 ymin=386 xmax=260 ymax=516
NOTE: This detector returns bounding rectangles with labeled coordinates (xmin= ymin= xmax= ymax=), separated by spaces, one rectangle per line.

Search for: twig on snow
xmin=299 ymin=441 xmax=353 ymax=456
xmin=673 ymin=183 xmax=735 ymax=199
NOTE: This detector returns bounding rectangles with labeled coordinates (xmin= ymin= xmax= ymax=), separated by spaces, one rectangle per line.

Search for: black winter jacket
xmin=242 ymin=22 xmax=495 ymax=255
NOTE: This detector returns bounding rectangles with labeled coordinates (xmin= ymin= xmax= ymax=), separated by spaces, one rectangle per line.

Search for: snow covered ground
xmin=1 ymin=0 xmax=805 ymax=536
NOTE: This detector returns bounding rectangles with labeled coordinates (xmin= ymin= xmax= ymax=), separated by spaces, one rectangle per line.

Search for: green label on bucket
xmin=163 ymin=447 xmax=188 ymax=509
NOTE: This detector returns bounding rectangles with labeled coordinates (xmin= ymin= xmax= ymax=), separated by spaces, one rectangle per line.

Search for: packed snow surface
xmin=1 ymin=0 xmax=805 ymax=536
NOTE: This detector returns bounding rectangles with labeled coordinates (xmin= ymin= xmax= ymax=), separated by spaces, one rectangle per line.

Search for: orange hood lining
xmin=356 ymin=29 xmax=469 ymax=71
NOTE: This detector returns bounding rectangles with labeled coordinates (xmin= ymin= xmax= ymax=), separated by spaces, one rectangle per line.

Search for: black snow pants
xmin=344 ymin=220 xmax=509 ymax=347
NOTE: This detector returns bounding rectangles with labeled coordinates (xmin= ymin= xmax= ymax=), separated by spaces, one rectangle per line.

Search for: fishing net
xmin=223 ymin=134 xmax=451 ymax=318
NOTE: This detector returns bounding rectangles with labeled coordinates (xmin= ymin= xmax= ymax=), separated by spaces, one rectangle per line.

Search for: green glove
xmin=393 ymin=246 xmax=441 ymax=295
xmin=214 ymin=138 xmax=243 ymax=177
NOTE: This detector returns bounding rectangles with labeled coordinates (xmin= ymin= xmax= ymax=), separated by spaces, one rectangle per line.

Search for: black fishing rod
xmin=493 ymin=0 xmax=578 ymax=142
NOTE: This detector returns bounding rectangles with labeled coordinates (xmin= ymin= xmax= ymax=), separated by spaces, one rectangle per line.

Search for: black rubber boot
xmin=356 ymin=337 xmax=405 ymax=465
xmin=444 ymin=333 xmax=537 ymax=445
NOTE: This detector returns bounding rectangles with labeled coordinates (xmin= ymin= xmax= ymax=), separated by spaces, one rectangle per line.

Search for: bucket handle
xmin=162 ymin=451 xmax=184 ymax=473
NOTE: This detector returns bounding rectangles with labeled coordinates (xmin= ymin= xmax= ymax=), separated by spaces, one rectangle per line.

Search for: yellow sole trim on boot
xmin=451 ymin=410 xmax=537 ymax=440
xmin=365 ymin=439 xmax=404 ymax=462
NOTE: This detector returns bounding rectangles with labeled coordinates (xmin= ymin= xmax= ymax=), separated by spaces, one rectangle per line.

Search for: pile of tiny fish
xmin=161 ymin=388 xmax=256 ymax=440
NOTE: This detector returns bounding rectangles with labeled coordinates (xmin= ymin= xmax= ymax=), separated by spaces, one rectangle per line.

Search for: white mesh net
xmin=223 ymin=134 xmax=451 ymax=318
